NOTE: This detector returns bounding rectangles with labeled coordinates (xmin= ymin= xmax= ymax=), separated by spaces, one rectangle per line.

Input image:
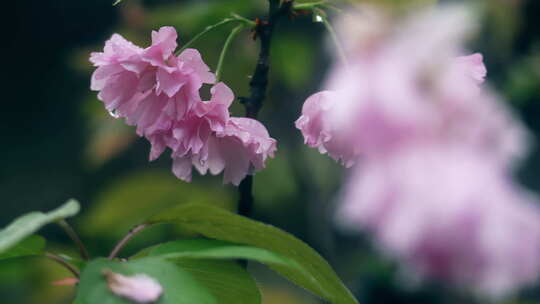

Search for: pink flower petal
xmin=105 ymin=270 xmax=163 ymax=303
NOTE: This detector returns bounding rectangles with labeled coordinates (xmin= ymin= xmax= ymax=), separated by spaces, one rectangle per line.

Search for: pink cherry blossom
xmin=143 ymin=82 xmax=276 ymax=186
xmin=161 ymin=82 xmax=234 ymax=159
xmin=90 ymin=27 xmax=277 ymax=185
xmin=90 ymin=26 xmax=215 ymax=138
xmin=338 ymin=145 xmax=540 ymax=297
xmin=213 ymin=117 xmax=278 ymax=180
xmin=159 ymin=83 xmax=275 ymax=184
xmin=142 ymin=26 xmax=178 ymax=67
xmin=105 ymin=271 xmax=163 ymax=303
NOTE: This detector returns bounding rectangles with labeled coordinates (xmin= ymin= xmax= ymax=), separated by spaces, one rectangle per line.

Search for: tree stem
xmin=108 ymin=224 xmax=147 ymax=260
xmin=238 ymin=175 xmax=254 ymax=217
xmin=237 ymin=0 xmax=293 ymax=217
xmin=57 ymin=219 xmax=90 ymax=260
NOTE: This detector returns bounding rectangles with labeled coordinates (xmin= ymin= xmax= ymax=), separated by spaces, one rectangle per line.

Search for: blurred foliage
xmin=0 ymin=200 xmax=79 ymax=253
xmin=1 ymin=0 xmax=540 ymax=303
xmin=79 ymin=170 xmax=234 ymax=238
xmin=0 ymin=235 xmax=46 ymax=260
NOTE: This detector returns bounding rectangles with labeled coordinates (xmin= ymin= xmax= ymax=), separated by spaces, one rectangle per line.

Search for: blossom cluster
xmin=90 ymin=27 xmax=276 ymax=185
xmin=297 ymin=5 xmax=540 ymax=297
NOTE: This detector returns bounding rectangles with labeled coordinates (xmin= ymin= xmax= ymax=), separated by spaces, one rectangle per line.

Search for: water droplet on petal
xmin=108 ymin=110 xmax=120 ymax=119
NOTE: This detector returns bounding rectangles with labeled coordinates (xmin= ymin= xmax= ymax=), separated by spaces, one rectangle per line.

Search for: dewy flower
xmin=338 ymin=146 xmax=540 ymax=297
xmin=90 ymin=26 xmax=214 ymax=137
xmin=105 ymin=270 xmax=163 ymax=303
xmin=167 ymin=84 xmax=277 ymax=185
xmin=90 ymin=27 xmax=276 ymax=184
xmin=195 ymin=117 xmax=278 ymax=186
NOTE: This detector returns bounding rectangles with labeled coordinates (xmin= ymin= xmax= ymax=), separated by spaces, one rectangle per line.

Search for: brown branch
xmin=108 ymin=224 xmax=147 ymax=260
xmin=57 ymin=219 xmax=90 ymax=260
xmin=45 ymin=252 xmax=80 ymax=278
xmin=237 ymin=0 xmax=293 ymax=218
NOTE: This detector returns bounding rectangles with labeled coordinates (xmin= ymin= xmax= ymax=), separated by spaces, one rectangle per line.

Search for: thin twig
xmin=238 ymin=174 xmax=254 ymax=217
xmin=216 ymin=24 xmax=245 ymax=82
xmin=45 ymin=252 xmax=80 ymax=278
xmin=108 ymin=224 xmax=147 ymax=260
xmin=57 ymin=220 xmax=90 ymax=260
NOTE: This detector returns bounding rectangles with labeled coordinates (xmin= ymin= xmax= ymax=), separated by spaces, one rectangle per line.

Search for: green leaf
xmin=174 ymin=259 xmax=260 ymax=304
xmin=145 ymin=204 xmax=358 ymax=304
xmin=133 ymin=241 xmax=264 ymax=304
xmin=75 ymin=257 xmax=216 ymax=304
xmin=147 ymin=239 xmax=305 ymax=270
xmin=0 ymin=199 xmax=80 ymax=254
xmin=138 ymin=238 xmax=316 ymax=304
xmin=0 ymin=235 xmax=46 ymax=260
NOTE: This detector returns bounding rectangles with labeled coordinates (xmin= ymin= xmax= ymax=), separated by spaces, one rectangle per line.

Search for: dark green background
xmin=1 ymin=0 xmax=539 ymax=303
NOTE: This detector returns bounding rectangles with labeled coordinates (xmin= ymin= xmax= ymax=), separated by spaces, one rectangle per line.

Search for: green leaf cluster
xmin=143 ymin=203 xmax=358 ymax=304
xmin=1 ymin=200 xmax=357 ymax=304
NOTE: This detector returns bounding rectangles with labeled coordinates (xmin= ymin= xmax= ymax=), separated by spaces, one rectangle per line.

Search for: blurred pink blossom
xmin=105 ymin=271 xmax=162 ymax=303
xmin=295 ymin=91 xmax=359 ymax=167
xmin=296 ymin=4 xmax=540 ymax=297
xmin=339 ymin=146 xmax=540 ymax=296
xmin=298 ymin=10 xmax=527 ymax=166
xmin=296 ymin=51 xmax=500 ymax=166
xmin=90 ymin=27 xmax=276 ymax=184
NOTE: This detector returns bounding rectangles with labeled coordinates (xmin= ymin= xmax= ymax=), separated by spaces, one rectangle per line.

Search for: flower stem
xmin=177 ymin=15 xmax=255 ymax=55
xmin=177 ymin=19 xmax=236 ymax=55
xmin=321 ymin=3 xmax=342 ymax=14
xmin=57 ymin=219 xmax=90 ymax=260
xmin=108 ymin=224 xmax=147 ymax=260
xmin=45 ymin=252 xmax=80 ymax=277
xmin=293 ymin=1 xmax=326 ymax=10
xmin=215 ymin=24 xmax=245 ymax=82
xmin=230 ymin=13 xmax=256 ymax=26
xmin=317 ymin=10 xmax=348 ymax=66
